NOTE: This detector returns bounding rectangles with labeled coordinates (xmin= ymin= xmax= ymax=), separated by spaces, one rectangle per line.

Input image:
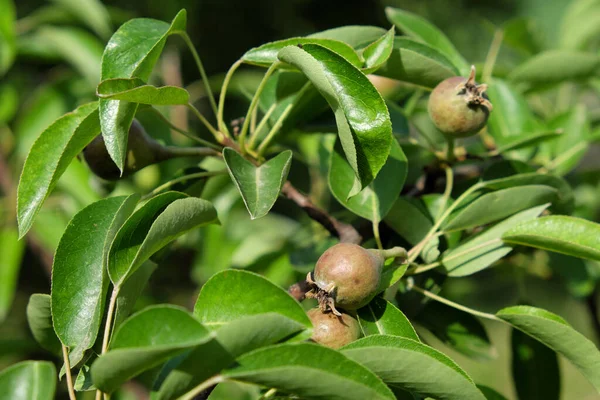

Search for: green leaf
xmin=308 ymin=26 xmax=387 ymax=49
xmin=113 ymin=261 xmax=157 ymax=330
xmin=242 ymin=37 xmax=362 ymax=68
xmin=0 ymin=227 xmax=24 ymax=321
xmin=486 ymin=79 xmax=540 ymax=148
xmin=502 ymin=18 xmax=542 ymax=56
xmin=100 ymin=10 xmax=186 ymax=172
xmin=97 ymin=78 xmax=190 ymax=105
xmin=155 ymin=313 xmax=307 ymax=400
xmin=443 ymin=185 xmax=558 ymax=232
xmin=511 ymin=327 xmax=560 ymax=400
xmin=357 ymin=297 xmax=419 ymax=340
xmin=510 ymin=50 xmax=600 ymax=84
xmin=74 ymin=363 xmax=95 ymax=391
xmin=37 ymin=26 xmax=104 ymax=87
xmin=375 ymin=37 xmax=459 ymax=88
xmin=477 ymin=385 xmax=509 ymax=400
xmin=442 ymin=204 xmax=548 ymax=277
xmin=385 ymin=7 xmax=469 ymax=73
xmin=559 ymin=0 xmax=600 ymax=50
xmin=194 ymin=269 xmax=311 ymax=331
xmin=329 ymin=137 xmax=407 ymax=222
xmin=17 ymin=101 xmax=100 ymax=238
xmin=51 ymin=195 xmax=139 ymax=363
xmin=491 ymin=130 xmax=562 ymax=155
xmin=0 ymin=361 xmax=56 ymax=400
xmin=384 ymin=197 xmax=433 ymax=246
xmin=109 ymin=192 xmax=218 ymax=286
xmin=224 ymin=343 xmax=395 ymax=400
xmin=416 ymin=302 xmax=494 ymax=361
xmin=362 ymin=28 xmax=395 ymax=73
xmin=26 ymin=294 xmax=62 ymax=355
xmin=51 ymin=0 xmax=112 ymax=40
xmin=223 ymin=148 xmax=292 ymax=220
xmin=0 ymin=0 xmax=16 ymax=75
xmin=91 ymin=305 xmax=212 ymax=394
xmin=544 ymin=104 xmax=589 ymax=175
xmin=497 ymin=305 xmax=600 ymax=391
xmin=342 ymin=335 xmax=485 ymax=400
xmin=278 ymin=44 xmax=392 ymax=192
xmin=481 ymin=172 xmax=574 ymax=215
xmin=503 ymin=215 xmax=600 ymax=262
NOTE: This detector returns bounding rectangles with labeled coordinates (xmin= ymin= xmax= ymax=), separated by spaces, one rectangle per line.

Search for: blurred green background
xmin=1 ymin=0 xmax=599 ymax=399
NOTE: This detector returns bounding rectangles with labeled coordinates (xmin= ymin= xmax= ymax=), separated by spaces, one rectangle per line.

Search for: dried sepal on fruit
xmin=428 ymin=65 xmax=493 ymax=138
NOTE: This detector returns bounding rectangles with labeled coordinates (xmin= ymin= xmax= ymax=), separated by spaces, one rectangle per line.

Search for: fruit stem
xmin=411 ymin=284 xmax=502 ymax=322
xmin=373 ymin=220 xmax=383 ymax=250
xmin=408 ymin=182 xmax=483 ymax=263
xmin=217 ymin=59 xmax=243 ymax=137
xmin=239 ymin=63 xmax=279 ymax=154
xmin=439 ymin=165 xmax=454 ymax=216
xmin=248 ymin=103 xmax=277 ymax=149
xmin=482 ymin=29 xmax=504 ymax=83
xmin=143 ymin=169 xmax=227 ymax=200
xmin=62 ymin=345 xmax=77 ymax=400
xmin=379 ymin=246 xmax=408 ymax=261
xmin=177 ymin=375 xmax=224 ymax=400
xmin=187 ymin=103 xmax=222 ymax=142
xmin=142 ymin=107 xmax=222 ymax=150
xmin=257 ymin=103 xmax=294 ymax=156
xmin=178 ymin=32 xmax=219 ymax=119
xmin=445 ymin=137 xmax=455 ymax=162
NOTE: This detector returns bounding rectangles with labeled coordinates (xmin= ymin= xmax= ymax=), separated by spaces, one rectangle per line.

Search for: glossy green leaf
xmin=510 ymin=50 xmax=600 ymax=84
xmin=0 ymin=0 xmax=16 ymax=75
xmin=559 ymin=0 xmax=600 ymax=49
xmin=17 ymin=101 xmax=100 ymax=238
xmin=37 ymin=26 xmax=103 ymax=87
xmin=329 ymin=137 xmax=407 ymax=222
xmin=96 ymin=78 xmax=190 ymax=105
xmin=51 ymin=195 xmax=139 ymax=363
xmin=51 ymin=0 xmax=112 ymax=39
xmin=375 ymin=37 xmax=459 ymax=88
xmin=0 ymin=361 xmax=56 ymax=400
xmin=362 ymin=28 xmax=395 ymax=73
xmin=442 ymin=204 xmax=548 ymax=277
xmin=342 ymin=335 xmax=485 ymax=400
xmin=74 ymin=363 xmax=95 ymax=391
xmin=511 ymin=327 xmax=560 ymax=400
xmin=224 ymin=343 xmax=395 ymax=400
xmin=497 ymin=305 xmax=600 ymax=391
xmin=308 ymin=26 xmax=387 ymax=49
xmin=223 ymin=148 xmax=292 ymax=220
xmin=278 ymin=44 xmax=392 ymax=192
xmin=194 ymin=269 xmax=311 ymax=330
xmin=109 ymin=192 xmax=218 ymax=286
xmin=242 ymin=37 xmax=362 ymax=67
xmin=0 ymin=227 xmax=24 ymax=321
xmin=113 ymin=261 xmax=157 ymax=330
xmin=385 ymin=7 xmax=469 ymax=73
xmin=417 ymin=302 xmax=494 ymax=361
xmin=486 ymin=79 xmax=540 ymax=148
xmin=482 ymin=172 xmax=574 ymax=215
xmin=91 ymin=305 xmax=212 ymax=394
xmin=26 ymin=294 xmax=62 ymax=355
xmin=156 ymin=313 xmax=306 ymax=400
xmin=100 ymin=10 xmax=186 ymax=172
xmin=444 ymin=185 xmax=557 ymax=232
xmin=357 ymin=297 xmax=419 ymax=340
xmin=503 ymin=215 xmax=600 ymax=262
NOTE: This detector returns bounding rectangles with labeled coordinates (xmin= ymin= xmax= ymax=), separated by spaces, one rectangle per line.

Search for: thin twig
xmin=177 ymin=375 xmax=224 ymax=400
xmin=217 ymin=59 xmax=243 ymax=136
xmin=280 ymin=181 xmax=361 ymax=245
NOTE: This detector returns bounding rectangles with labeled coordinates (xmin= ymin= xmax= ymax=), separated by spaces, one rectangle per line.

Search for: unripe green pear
xmin=428 ymin=66 xmax=492 ymax=138
xmin=307 ymin=308 xmax=361 ymax=349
